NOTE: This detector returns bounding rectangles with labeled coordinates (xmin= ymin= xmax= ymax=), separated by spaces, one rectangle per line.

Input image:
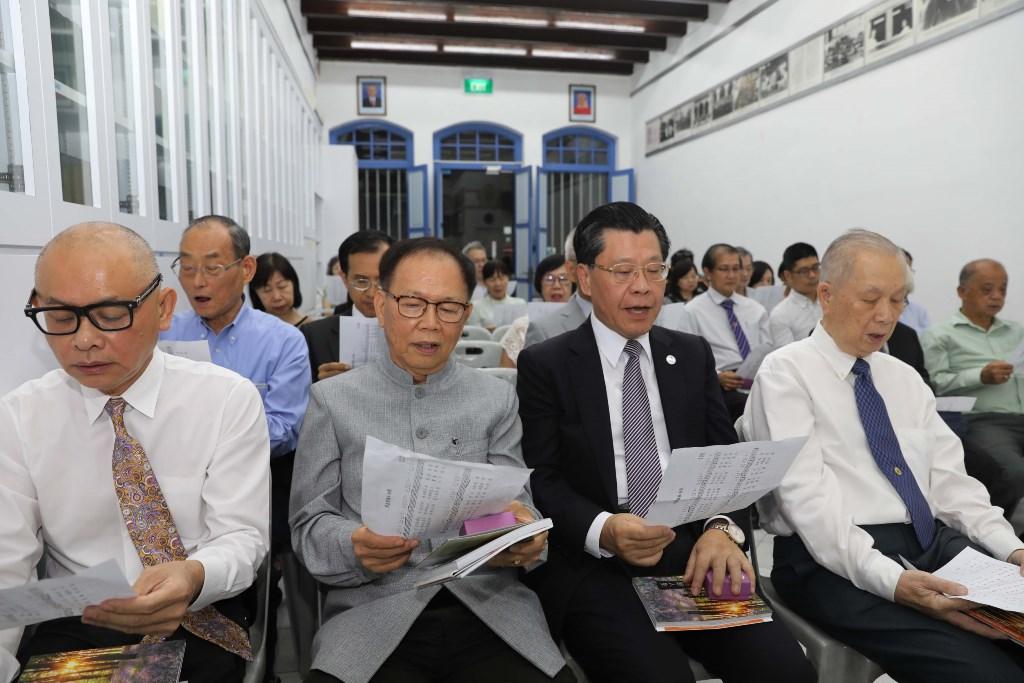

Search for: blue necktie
xmin=622 ymin=340 xmax=662 ymax=517
xmin=720 ymin=299 xmax=751 ymax=360
xmin=850 ymin=359 xmax=935 ymax=549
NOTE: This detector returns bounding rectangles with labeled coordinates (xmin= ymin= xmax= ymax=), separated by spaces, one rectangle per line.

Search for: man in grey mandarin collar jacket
xmin=290 ymin=238 xmax=570 ymax=683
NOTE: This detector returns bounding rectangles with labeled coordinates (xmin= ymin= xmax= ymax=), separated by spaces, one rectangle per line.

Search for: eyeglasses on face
xmin=171 ymin=256 xmax=243 ymax=279
xmin=713 ymin=265 xmax=743 ymax=274
xmin=792 ymin=263 xmax=822 ymax=277
xmin=589 ymin=261 xmax=669 ymax=285
xmin=379 ymin=289 xmax=469 ymax=323
xmin=542 ymin=274 xmax=570 ymax=285
xmin=25 ymin=274 xmax=162 ymax=336
xmin=348 ymin=276 xmax=379 ymax=292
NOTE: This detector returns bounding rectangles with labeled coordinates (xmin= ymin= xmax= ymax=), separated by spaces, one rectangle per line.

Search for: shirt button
xmin=893 ymin=466 xmax=903 ymax=476
xmin=415 ymin=427 xmax=429 ymax=439
xmin=414 ymin=387 xmax=426 ymax=399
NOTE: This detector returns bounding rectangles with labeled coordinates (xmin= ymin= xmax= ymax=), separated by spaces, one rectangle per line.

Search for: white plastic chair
xmin=242 ymin=553 xmax=271 ymax=683
xmin=454 ymin=340 xmax=504 ymax=368
xmin=460 ymin=325 xmax=492 ymax=341
xmin=479 ymin=367 xmax=517 ymax=385
xmin=491 ymin=324 xmax=513 ymax=342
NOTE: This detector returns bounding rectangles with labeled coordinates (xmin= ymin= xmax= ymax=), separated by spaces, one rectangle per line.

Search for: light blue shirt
xmin=899 ymin=299 xmax=931 ymax=334
xmin=161 ymin=301 xmax=311 ymax=456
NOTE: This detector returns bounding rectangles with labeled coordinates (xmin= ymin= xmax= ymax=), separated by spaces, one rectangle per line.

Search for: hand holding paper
xmin=0 ymin=560 xmax=134 ymax=631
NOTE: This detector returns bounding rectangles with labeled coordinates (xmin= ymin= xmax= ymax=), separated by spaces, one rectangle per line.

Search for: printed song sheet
xmin=932 ymin=547 xmax=1024 ymax=612
xmin=361 ymin=436 xmax=531 ymax=538
xmin=338 ymin=316 xmax=387 ymax=368
xmin=644 ymin=437 xmax=807 ymax=527
xmin=935 ymin=396 xmax=977 ymax=413
xmin=1009 ymin=340 xmax=1024 ymax=373
xmin=0 ymin=560 xmax=134 ymax=630
xmin=157 ymin=340 xmax=212 ymax=363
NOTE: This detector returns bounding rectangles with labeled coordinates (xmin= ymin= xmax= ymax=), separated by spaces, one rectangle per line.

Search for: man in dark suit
xmin=887 ymin=320 xmax=930 ymax=385
xmin=302 ymin=231 xmax=392 ymax=382
xmin=517 ymin=203 xmax=814 ymax=683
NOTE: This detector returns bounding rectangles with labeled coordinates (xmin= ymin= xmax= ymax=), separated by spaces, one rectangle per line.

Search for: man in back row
xmin=1 ymin=223 xmax=269 ymax=683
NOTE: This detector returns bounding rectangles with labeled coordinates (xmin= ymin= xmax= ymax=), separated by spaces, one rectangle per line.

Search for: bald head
xmin=959 ymin=259 xmax=1005 ymax=288
xmin=36 ymin=222 xmax=158 ymax=287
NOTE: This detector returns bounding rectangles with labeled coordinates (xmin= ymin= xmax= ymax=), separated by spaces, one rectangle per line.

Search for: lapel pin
xmin=666 ymin=354 xmax=677 ymax=365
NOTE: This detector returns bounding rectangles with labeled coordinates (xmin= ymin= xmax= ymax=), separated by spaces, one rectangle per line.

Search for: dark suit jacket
xmin=301 ymin=309 xmax=353 ymax=383
xmin=516 ymin=320 xmax=742 ymax=634
xmin=887 ymin=321 xmax=930 ymax=386
xmin=332 ymin=301 xmax=354 ymax=317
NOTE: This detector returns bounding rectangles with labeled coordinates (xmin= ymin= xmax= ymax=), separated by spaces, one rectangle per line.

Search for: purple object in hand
xmin=704 ymin=569 xmax=752 ymax=601
xmin=461 ymin=511 xmax=518 ymax=536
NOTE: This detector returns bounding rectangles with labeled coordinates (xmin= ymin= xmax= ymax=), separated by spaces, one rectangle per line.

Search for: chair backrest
xmin=479 ymin=367 xmax=517 ymax=385
xmin=242 ymin=553 xmax=271 ymax=683
xmin=454 ymin=340 xmax=504 ymax=368
xmin=461 ymin=325 xmax=492 ymax=341
xmin=491 ymin=324 xmax=513 ymax=342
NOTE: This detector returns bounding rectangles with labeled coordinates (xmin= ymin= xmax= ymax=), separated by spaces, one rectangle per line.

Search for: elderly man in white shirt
xmin=0 ymin=223 xmax=269 ymax=683
xmin=769 ymin=242 xmax=822 ymax=347
xmin=746 ymin=229 xmax=1024 ymax=682
xmin=686 ymin=243 xmax=771 ymax=420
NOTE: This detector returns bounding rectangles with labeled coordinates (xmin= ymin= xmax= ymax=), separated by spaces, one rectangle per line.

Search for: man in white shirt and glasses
xmin=2 ymin=223 xmax=269 ymax=683
xmin=746 ymin=229 xmax=1024 ymax=681
xmin=769 ymin=242 xmax=822 ymax=347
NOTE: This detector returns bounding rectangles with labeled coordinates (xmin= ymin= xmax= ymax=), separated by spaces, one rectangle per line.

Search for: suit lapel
xmin=650 ymin=327 xmax=696 ymax=449
xmin=567 ymin=322 xmax=619 ymax=510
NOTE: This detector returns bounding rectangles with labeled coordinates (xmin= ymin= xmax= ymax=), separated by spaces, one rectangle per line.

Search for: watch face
xmin=727 ymin=523 xmax=746 ymax=545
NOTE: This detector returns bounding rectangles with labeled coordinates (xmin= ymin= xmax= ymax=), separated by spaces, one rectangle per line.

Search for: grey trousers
xmin=964 ymin=412 xmax=1024 ymax=516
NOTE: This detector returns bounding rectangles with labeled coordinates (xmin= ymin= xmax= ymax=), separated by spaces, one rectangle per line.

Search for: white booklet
xmin=932 ymin=547 xmax=1024 ymax=613
xmin=339 ymin=316 xmax=387 ymax=367
xmin=415 ymin=518 xmax=553 ymax=588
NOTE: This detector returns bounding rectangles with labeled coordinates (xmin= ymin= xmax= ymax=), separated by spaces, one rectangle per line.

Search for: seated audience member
xmin=886 ymin=321 xmax=931 ymax=386
xmin=469 ymin=260 xmax=526 ymax=331
xmin=290 ymin=238 xmax=572 ymax=683
xmin=303 ymin=231 xmax=393 ymax=382
xmin=462 ymin=240 xmax=489 ymax=301
xmin=749 ymin=260 xmax=775 ymax=288
xmin=524 ymin=228 xmax=593 ymax=349
xmin=747 ymin=230 xmax=1024 ymax=682
xmin=899 ymin=249 xmax=931 ymax=334
xmin=500 ymin=254 xmax=571 ymax=367
xmin=687 ymin=243 xmax=771 ymax=421
xmin=769 ymin=242 xmax=822 ymax=347
xmin=250 ymin=252 xmax=311 ymax=327
xmin=3 ymin=223 xmax=269 ymax=683
xmin=922 ymin=258 xmax=1024 ymax=519
xmin=323 ymin=255 xmax=348 ymax=312
xmin=517 ymin=203 xmax=814 ymax=683
xmin=734 ymin=246 xmax=753 ymax=297
xmin=665 ymin=256 xmax=704 ymax=303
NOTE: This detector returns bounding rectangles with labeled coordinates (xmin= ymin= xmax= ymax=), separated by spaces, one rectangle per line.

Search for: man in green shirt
xmin=922 ymin=259 xmax=1024 ymax=518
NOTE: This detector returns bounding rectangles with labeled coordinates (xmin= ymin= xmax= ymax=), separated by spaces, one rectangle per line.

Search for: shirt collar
xmin=787 ymin=290 xmax=816 ymax=308
xmin=351 ymin=305 xmax=367 ymax=319
xmin=573 ymin=293 xmax=593 ymax=317
xmin=590 ymin=313 xmax=652 ymax=369
xmin=197 ymin=294 xmax=250 ymax=335
xmin=377 ymin=348 xmax=459 ymax=387
xmin=705 ymin=287 xmax=734 ymax=306
xmin=80 ymin=347 xmax=166 ymax=424
xmin=952 ymin=309 xmax=1007 ymax=333
xmin=810 ymin=322 xmax=864 ymax=380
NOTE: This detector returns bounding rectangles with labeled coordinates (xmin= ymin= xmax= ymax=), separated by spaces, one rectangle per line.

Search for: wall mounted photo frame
xmin=357 ymin=76 xmax=387 ymax=116
xmin=569 ymin=84 xmax=596 ymax=122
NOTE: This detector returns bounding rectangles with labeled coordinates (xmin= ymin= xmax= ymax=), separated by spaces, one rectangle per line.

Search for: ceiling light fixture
xmin=350 ymin=40 xmax=438 ymax=52
xmin=347 ymin=9 xmax=448 ymax=22
xmin=453 ymin=15 xmax=549 ymax=27
xmin=554 ymin=20 xmax=645 ymax=33
xmin=532 ymin=48 xmax=615 ymax=61
xmin=444 ymin=44 xmax=528 ymax=56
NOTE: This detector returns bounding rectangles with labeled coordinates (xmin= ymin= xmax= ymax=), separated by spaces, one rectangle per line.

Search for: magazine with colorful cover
xmin=632 ymin=576 xmax=773 ymax=631
xmin=19 ymin=640 xmax=185 ymax=682
xmin=970 ymin=605 xmax=1024 ymax=647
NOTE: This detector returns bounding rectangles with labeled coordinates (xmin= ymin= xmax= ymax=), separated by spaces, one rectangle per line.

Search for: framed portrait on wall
xmin=357 ymin=76 xmax=387 ymax=116
xmin=569 ymin=84 xmax=596 ymax=122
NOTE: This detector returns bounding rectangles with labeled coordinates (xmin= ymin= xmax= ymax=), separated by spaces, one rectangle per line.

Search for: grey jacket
xmin=289 ymin=355 xmax=565 ymax=683
xmin=523 ymin=293 xmax=589 ymax=349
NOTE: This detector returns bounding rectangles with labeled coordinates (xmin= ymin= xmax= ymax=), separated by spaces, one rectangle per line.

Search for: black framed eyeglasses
xmin=379 ymin=289 xmax=469 ymax=323
xmin=25 ymin=274 xmax=163 ymax=336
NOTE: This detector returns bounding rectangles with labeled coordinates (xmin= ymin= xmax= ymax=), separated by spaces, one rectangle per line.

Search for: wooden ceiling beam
xmin=317 ymin=48 xmax=636 ymax=75
xmin=302 ymin=0 xmax=710 ymax=22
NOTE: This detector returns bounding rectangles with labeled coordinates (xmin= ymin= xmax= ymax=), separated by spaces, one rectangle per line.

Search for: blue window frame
xmin=433 ymin=122 xmax=522 ymax=163
xmin=541 ymin=126 xmax=617 ymax=172
xmin=329 ymin=120 xmax=414 ymax=169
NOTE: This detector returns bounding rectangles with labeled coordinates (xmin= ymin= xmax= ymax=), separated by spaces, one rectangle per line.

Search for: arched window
xmin=330 ymin=121 xmax=420 ymax=239
xmin=543 ymin=127 xmax=616 ymax=171
xmin=434 ymin=122 xmax=522 ymax=163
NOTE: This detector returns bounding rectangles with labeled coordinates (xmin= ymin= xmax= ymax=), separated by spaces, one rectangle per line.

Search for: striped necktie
xmin=720 ymin=299 xmax=751 ymax=360
xmin=849 ymin=360 xmax=935 ymax=549
xmin=622 ymin=340 xmax=662 ymax=517
xmin=106 ymin=398 xmax=253 ymax=660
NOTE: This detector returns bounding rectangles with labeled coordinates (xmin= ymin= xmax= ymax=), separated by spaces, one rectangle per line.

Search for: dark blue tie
xmin=850 ymin=359 xmax=935 ymax=549
xmin=720 ymin=299 xmax=751 ymax=360
xmin=622 ymin=340 xmax=662 ymax=516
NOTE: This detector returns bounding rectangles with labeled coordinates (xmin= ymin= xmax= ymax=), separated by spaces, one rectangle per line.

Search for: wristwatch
xmin=706 ymin=519 xmax=745 ymax=547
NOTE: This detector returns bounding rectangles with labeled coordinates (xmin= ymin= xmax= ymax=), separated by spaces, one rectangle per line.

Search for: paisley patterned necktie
xmin=106 ymin=398 xmax=252 ymax=660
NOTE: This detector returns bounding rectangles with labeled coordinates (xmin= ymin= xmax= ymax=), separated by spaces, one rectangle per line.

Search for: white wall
xmin=316 ymin=61 xmax=635 ymax=228
xmin=631 ymin=1 xmax=1024 ymax=324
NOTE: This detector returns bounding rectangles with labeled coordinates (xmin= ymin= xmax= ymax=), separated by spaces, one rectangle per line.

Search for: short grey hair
xmin=820 ymin=228 xmax=914 ymax=292
xmin=461 ymin=241 xmax=485 ymax=256
xmin=37 ymin=222 xmax=159 ymax=283
xmin=564 ymin=228 xmax=576 ymax=263
xmin=184 ymin=214 xmax=251 ymax=259
xmin=958 ymin=258 xmax=1005 ymax=287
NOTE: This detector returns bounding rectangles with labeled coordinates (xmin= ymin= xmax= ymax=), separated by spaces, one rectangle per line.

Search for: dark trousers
xmin=557 ymin=560 xmax=815 ymax=683
xmin=18 ymin=594 xmax=249 ymax=683
xmin=268 ymin=452 xmax=296 ymax=680
xmin=964 ymin=413 xmax=1024 ymax=518
xmin=773 ymin=522 xmax=1024 ymax=683
xmin=305 ymin=591 xmax=575 ymax=683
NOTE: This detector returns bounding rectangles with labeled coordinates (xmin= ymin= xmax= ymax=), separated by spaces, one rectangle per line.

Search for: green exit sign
xmin=464 ymin=78 xmax=493 ymax=94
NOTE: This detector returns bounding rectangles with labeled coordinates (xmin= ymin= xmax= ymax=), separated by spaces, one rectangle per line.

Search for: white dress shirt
xmin=686 ymin=289 xmax=771 ymax=371
xmin=769 ymin=291 xmax=822 ymax=348
xmin=583 ymin=315 xmax=672 ymax=558
xmin=746 ymin=324 xmax=1020 ymax=602
xmin=0 ymin=349 xmax=270 ymax=679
